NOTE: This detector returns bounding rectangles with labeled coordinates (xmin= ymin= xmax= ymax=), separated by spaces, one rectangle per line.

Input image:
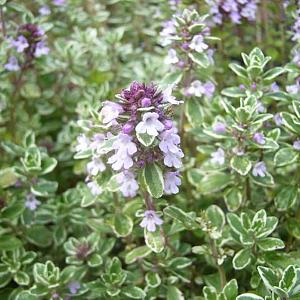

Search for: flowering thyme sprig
xmin=76 ymin=82 xmax=184 ymax=231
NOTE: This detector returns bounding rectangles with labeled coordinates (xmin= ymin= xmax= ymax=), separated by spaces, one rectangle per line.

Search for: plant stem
xmin=0 ymin=6 xmax=6 ymax=38
xmin=209 ymin=238 xmax=226 ymax=289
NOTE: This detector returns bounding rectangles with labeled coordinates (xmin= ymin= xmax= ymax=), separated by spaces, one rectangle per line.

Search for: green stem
xmin=209 ymin=238 xmax=226 ymax=289
xmin=0 ymin=6 xmax=6 ymax=38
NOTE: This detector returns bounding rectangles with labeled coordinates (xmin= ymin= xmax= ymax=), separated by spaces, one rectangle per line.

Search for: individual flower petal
xmin=252 ymin=161 xmax=267 ymax=177
xmin=165 ymin=48 xmax=179 ymax=64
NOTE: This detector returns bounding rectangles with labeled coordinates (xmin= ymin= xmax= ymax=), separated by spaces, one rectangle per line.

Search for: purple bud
xmin=164 ymin=119 xmax=173 ymax=130
xmin=181 ymin=42 xmax=190 ymax=50
xmin=251 ymin=83 xmax=257 ymax=90
xmin=141 ymin=97 xmax=151 ymax=107
xmin=253 ymin=132 xmax=265 ymax=145
xmin=293 ymin=140 xmax=300 ymax=151
xmin=213 ymin=122 xmax=226 ymax=133
xmin=177 ymin=60 xmax=185 ymax=68
xmin=239 ymin=84 xmax=245 ymax=90
xmin=137 ymin=160 xmax=145 ymax=168
xmin=122 ymin=123 xmax=134 ymax=134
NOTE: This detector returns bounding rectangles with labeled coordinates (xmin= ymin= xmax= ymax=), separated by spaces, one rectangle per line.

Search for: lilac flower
xmin=11 ymin=35 xmax=29 ymax=53
xmin=90 ymin=134 xmax=105 ymax=153
xmin=270 ymin=82 xmax=279 ymax=92
xmin=293 ymin=140 xmax=300 ymax=151
xmin=241 ymin=2 xmax=257 ymax=21
xmin=25 ymin=193 xmax=41 ymax=211
xmin=160 ymin=20 xmax=176 ymax=46
xmin=211 ymin=148 xmax=225 ymax=165
xmin=189 ymin=35 xmax=208 ymax=53
xmin=213 ymin=122 xmax=226 ymax=133
xmin=163 ymin=85 xmax=182 ymax=105
xmin=257 ymin=101 xmax=266 ymax=113
xmin=87 ymin=180 xmax=102 ymax=196
xmin=230 ymin=11 xmax=241 ymax=24
xmin=273 ymin=113 xmax=283 ymax=126
xmin=87 ymin=157 xmax=106 ymax=176
xmin=53 ymin=0 xmax=66 ymax=6
xmin=252 ymin=161 xmax=267 ymax=177
xmin=39 ymin=6 xmax=51 ymax=16
xmin=140 ymin=210 xmax=163 ymax=232
xmin=188 ymin=80 xmax=205 ymax=97
xmin=68 ymin=281 xmax=80 ymax=295
xmin=75 ymin=134 xmax=90 ymax=152
xmin=34 ymin=41 xmax=50 ymax=57
xmin=100 ymin=101 xmax=123 ymax=127
xmin=253 ymin=132 xmax=265 ymax=145
xmin=165 ymin=49 xmax=179 ymax=64
xmin=286 ymin=81 xmax=300 ymax=94
xmin=4 ymin=56 xmax=20 ymax=71
xmin=203 ymin=82 xmax=215 ymax=98
xmin=164 ymin=171 xmax=181 ymax=194
xmin=163 ymin=149 xmax=184 ymax=168
xmin=116 ymin=171 xmax=139 ymax=197
xmin=136 ymin=112 xmax=164 ymax=136
xmin=108 ymin=134 xmax=137 ymax=170
xmin=159 ymin=127 xmax=181 ymax=154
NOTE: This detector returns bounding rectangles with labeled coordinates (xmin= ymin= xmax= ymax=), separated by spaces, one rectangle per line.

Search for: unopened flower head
xmin=161 ymin=9 xmax=214 ymax=68
xmin=10 ymin=24 xmax=49 ymax=59
xmin=76 ymin=82 xmax=183 ymax=198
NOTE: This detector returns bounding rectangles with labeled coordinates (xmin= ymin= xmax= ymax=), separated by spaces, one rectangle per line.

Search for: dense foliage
xmin=1 ymin=0 xmax=300 ymax=299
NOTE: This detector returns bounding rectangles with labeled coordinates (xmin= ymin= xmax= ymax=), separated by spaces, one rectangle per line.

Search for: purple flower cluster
xmin=161 ymin=9 xmax=214 ymax=68
xmin=4 ymin=24 xmax=49 ymax=72
xmin=76 ymin=82 xmax=183 ymax=198
xmin=206 ymin=0 xmax=259 ymax=25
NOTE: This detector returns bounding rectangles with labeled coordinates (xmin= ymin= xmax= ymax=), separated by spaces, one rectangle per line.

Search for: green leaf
xmin=198 ymin=172 xmax=232 ymax=194
xmin=257 ymin=266 xmax=278 ymax=291
xmin=31 ymin=180 xmax=58 ymax=197
xmin=123 ymin=286 xmax=146 ymax=299
xmin=232 ymin=248 xmax=252 ymax=270
xmin=275 ymin=186 xmax=298 ymax=211
xmin=0 ymin=273 xmax=12 ymax=288
xmin=125 ymin=246 xmax=152 ymax=264
xmin=0 ymin=168 xmax=18 ymax=188
xmin=0 ymin=235 xmax=22 ymax=251
xmin=26 ymin=225 xmax=52 ymax=247
xmin=237 ymin=294 xmax=264 ymax=300
xmin=229 ymin=63 xmax=248 ymax=79
xmin=188 ymin=52 xmax=210 ymax=68
xmin=227 ymin=213 xmax=246 ymax=235
xmin=144 ymin=228 xmax=164 ymax=253
xmin=206 ymin=205 xmax=225 ymax=230
xmin=87 ymin=253 xmax=103 ymax=267
xmin=40 ymin=157 xmax=57 ymax=175
xmin=279 ymin=265 xmax=297 ymax=291
xmin=163 ymin=205 xmax=197 ymax=229
xmin=145 ymin=272 xmax=161 ymax=288
xmin=257 ymin=238 xmax=285 ymax=252
xmin=14 ymin=271 xmax=30 ymax=286
xmin=161 ymin=71 xmax=183 ymax=86
xmin=230 ymin=156 xmax=252 ymax=176
xmin=1 ymin=200 xmax=25 ymax=219
xmin=251 ymin=172 xmax=274 ymax=187
xmin=142 ymin=163 xmax=164 ymax=198
xmin=224 ymin=187 xmax=243 ymax=212
xmin=221 ymin=87 xmax=246 ymax=98
xmin=185 ymin=98 xmax=203 ymax=127
xmin=274 ymin=148 xmax=299 ymax=167
xmin=112 ymin=214 xmax=133 ymax=237
xmin=222 ymin=279 xmax=238 ymax=300
xmin=167 ymin=286 xmax=184 ymax=300
xmin=136 ymin=132 xmax=156 ymax=147
xmin=263 ymin=67 xmax=285 ymax=81
xmin=281 ymin=112 xmax=300 ymax=134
